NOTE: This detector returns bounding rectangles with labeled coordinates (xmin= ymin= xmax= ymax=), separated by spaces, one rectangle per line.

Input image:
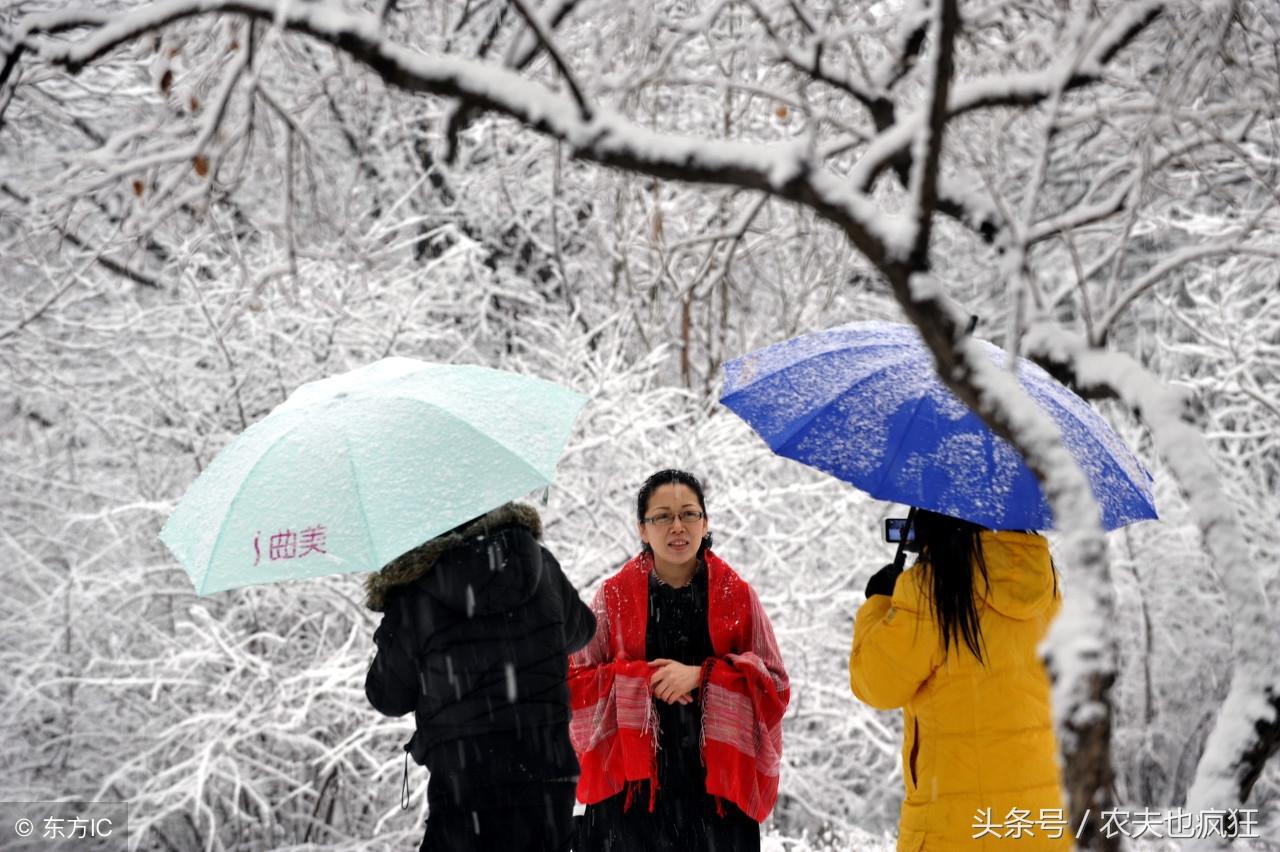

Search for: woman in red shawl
xmin=569 ymin=469 xmax=790 ymax=851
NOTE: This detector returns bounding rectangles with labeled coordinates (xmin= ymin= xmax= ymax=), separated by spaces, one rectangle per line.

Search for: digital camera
xmin=884 ymin=518 xmax=916 ymax=545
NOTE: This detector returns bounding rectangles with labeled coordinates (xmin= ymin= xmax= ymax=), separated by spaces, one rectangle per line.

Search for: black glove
xmin=865 ymin=563 xmax=901 ymax=599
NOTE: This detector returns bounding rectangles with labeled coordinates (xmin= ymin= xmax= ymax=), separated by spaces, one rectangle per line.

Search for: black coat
xmin=364 ymin=503 xmax=595 ymax=802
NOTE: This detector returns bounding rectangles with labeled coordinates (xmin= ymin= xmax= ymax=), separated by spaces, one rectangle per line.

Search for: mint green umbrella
xmin=160 ymin=359 xmax=586 ymax=595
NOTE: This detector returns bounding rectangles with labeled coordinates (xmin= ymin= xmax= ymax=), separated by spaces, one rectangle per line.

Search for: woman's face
xmin=639 ymin=483 xmax=708 ymax=569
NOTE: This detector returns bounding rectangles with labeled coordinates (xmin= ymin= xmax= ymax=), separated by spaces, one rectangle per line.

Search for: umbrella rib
xmin=869 ymin=391 xmax=932 ymax=501
xmin=403 ymin=397 xmax=556 ymax=493
xmin=724 ymin=333 xmax=875 ymax=395
xmin=769 ymin=353 xmax=907 ymax=457
xmin=1020 ymin=381 xmax=1153 ymax=529
xmin=342 ymin=433 xmax=381 ymax=570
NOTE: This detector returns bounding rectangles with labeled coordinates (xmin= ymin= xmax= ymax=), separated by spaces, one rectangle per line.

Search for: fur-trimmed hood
xmin=364 ymin=502 xmax=543 ymax=612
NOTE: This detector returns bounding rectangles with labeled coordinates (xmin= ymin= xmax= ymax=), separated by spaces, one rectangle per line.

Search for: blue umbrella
xmin=161 ymin=359 xmax=586 ymax=594
xmin=720 ymin=321 xmax=1156 ymax=531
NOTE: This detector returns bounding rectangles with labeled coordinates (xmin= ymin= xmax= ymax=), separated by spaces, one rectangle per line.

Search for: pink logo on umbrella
xmin=253 ymin=525 xmax=328 ymax=566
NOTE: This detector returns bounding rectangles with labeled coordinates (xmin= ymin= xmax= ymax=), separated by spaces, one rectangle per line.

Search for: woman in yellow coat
xmin=849 ymin=509 xmax=1070 ymax=852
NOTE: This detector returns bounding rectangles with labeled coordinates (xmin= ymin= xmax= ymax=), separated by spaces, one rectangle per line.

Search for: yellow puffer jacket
xmin=849 ymin=531 xmax=1068 ymax=852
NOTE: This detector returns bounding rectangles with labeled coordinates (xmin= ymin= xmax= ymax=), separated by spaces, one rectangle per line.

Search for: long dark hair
xmin=911 ymin=509 xmax=990 ymax=664
xmin=636 ymin=469 xmax=712 ymax=557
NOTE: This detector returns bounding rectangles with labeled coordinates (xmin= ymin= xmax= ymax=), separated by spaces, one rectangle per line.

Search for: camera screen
xmin=884 ymin=518 xmax=915 ymax=543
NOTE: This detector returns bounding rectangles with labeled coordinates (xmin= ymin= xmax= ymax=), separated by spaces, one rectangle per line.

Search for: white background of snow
xmin=2 ymin=0 xmax=1278 ymax=847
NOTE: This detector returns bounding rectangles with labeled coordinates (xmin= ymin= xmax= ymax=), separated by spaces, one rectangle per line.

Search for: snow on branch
xmin=1097 ymin=241 xmax=1280 ymax=343
xmin=1024 ymin=321 xmax=1280 ymax=814
xmin=891 ymin=281 xmax=1117 ymax=846
xmin=905 ymin=0 xmax=958 ymax=268
xmin=442 ymin=0 xmax=584 ymax=160
xmin=505 ymin=0 xmax=591 ymax=121
xmin=502 ymin=0 xmax=581 ymax=68
xmin=844 ymin=1 xmax=1164 ymax=193
xmin=6 ymin=0 xmax=908 ymax=268
xmin=0 ymin=184 xmax=162 ymax=292
xmin=1025 ymin=122 xmax=1254 ymax=249
xmin=872 ymin=3 xmax=930 ymax=93
xmin=738 ymin=0 xmax=883 ymax=113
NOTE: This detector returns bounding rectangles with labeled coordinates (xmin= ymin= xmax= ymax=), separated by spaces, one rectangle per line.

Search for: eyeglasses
xmin=642 ymin=510 xmax=705 ymax=527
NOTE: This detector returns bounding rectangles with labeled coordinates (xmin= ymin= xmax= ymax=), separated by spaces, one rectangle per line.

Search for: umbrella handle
xmin=891 ymin=507 xmax=917 ymax=573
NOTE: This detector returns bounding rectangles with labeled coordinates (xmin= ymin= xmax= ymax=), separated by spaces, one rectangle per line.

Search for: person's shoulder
xmin=703 ymin=550 xmax=755 ymax=599
xmin=603 ymin=555 xmax=645 ymax=586
xmin=889 ymin=564 xmax=928 ymax=612
xmin=535 ymin=542 xmax=563 ymax=571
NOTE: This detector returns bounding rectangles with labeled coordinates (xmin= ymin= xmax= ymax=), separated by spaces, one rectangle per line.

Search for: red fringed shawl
xmin=567 ymin=549 xmax=789 ymax=823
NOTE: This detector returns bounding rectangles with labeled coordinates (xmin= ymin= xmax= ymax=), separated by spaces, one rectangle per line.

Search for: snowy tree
xmin=2 ymin=0 xmax=1277 ymax=848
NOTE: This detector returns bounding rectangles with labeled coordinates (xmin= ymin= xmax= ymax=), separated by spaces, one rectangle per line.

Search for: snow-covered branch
xmin=505 ymin=0 xmax=591 ymax=121
xmin=4 ymin=0 xmax=1276 ymax=845
xmin=905 ymin=0 xmax=957 ymax=268
xmin=737 ymin=0 xmax=883 ymax=112
xmin=1098 ymin=241 xmax=1280 ymax=343
xmin=442 ymin=0 xmax=583 ymax=160
xmin=1025 ymin=124 xmax=1253 ymax=249
xmin=844 ymin=1 xmax=1164 ymax=193
xmin=882 ymin=276 xmax=1120 ymax=847
xmin=0 ymin=184 xmax=163 ymax=292
xmin=1025 ymin=322 xmax=1280 ymax=820
xmin=7 ymin=0 xmax=908 ymax=269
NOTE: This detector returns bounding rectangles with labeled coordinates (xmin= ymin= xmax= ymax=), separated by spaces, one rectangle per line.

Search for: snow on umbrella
xmin=720 ymin=321 xmax=1157 ymax=531
xmin=160 ymin=359 xmax=587 ymax=594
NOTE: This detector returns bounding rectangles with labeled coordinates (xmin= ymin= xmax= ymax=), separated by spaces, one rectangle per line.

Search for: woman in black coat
xmin=365 ymin=502 xmax=595 ymax=852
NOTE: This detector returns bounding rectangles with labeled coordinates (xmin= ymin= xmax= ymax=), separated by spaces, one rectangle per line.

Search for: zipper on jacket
xmin=400 ymin=748 xmax=410 ymax=809
xmin=908 ymin=717 xmax=920 ymax=790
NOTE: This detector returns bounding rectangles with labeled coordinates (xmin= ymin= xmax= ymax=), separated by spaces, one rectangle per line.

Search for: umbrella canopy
xmin=720 ymin=321 xmax=1156 ymax=531
xmin=160 ymin=359 xmax=586 ymax=594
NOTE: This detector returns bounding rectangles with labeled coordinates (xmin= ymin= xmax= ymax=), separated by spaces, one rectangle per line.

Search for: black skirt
xmin=576 ymin=782 xmax=759 ymax=852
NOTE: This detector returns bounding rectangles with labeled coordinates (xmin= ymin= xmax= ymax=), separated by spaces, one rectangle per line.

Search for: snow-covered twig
xmin=842 ymin=2 xmax=1164 ymax=191
xmin=737 ymin=0 xmax=881 ymax=111
xmin=10 ymin=0 xmax=903 ymax=268
xmin=1098 ymin=241 xmax=1280 ymax=342
xmin=1027 ymin=124 xmax=1251 ymax=249
xmin=506 ymin=0 xmax=591 ymax=122
xmin=0 ymin=184 xmax=163 ymax=292
xmin=904 ymin=0 xmax=957 ymax=269
xmin=443 ymin=0 xmax=583 ymax=161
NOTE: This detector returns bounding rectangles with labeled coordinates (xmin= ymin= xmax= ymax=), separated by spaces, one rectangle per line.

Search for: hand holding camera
xmin=864 ymin=563 xmax=901 ymax=599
